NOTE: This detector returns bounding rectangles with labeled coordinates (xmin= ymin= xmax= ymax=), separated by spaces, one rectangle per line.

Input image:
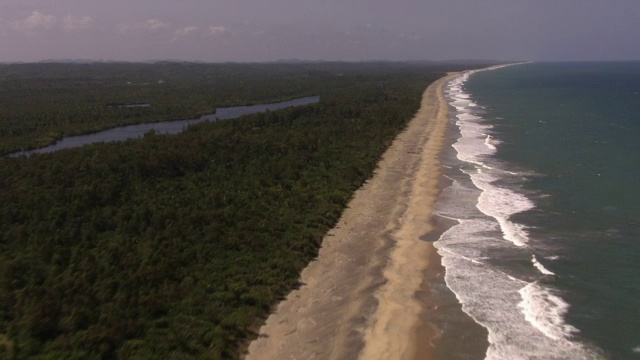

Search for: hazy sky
xmin=1 ymin=0 xmax=639 ymax=63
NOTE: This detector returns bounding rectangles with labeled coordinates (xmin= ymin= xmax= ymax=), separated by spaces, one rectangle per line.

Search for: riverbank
xmin=10 ymin=96 xmax=319 ymax=157
xmin=245 ymin=73 xmax=458 ymax=360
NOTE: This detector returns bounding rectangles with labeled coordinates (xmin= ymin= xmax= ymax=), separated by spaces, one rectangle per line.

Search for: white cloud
xmin=145 ymin=19 xmax=170 ymax=32
xmin=62 ymin=15 xmax=93 ymax=32
xmin=118 ymin=19 xmax=170 ymax=35
xmin=174 ymin=26 xmax=199 ymax=37
xmin=11 ymin=11 xmax=57 ymax=32
xmin=8 ymin=12 xmax=93 ymax=34
xmin=208 ymin=26 xmax=228 ymax=36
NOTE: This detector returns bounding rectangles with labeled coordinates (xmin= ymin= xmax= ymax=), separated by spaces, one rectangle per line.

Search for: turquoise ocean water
xmin=435 ymin=62 xmax=640 ymax=359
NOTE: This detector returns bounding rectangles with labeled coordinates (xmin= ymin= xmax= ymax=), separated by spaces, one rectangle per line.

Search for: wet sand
xmin=245 ymin=73 xmax=458 ymax=360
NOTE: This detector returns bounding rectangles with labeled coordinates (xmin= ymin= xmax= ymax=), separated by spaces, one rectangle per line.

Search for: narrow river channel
xmin=12 ymin=96 xmax=319 ymax=157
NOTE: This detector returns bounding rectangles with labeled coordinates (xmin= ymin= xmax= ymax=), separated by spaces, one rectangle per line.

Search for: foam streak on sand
xmin=245 ymin=75 xmax=456 ymax=360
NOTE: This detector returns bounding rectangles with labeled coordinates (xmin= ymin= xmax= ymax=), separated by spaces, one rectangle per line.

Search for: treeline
xmin=0 ymin=62 xmax=489 ymax=359
xmin=0 ymin=61 xmax=477 ymax=155
xmin=0 ymin=62 xmax=313 ymax=155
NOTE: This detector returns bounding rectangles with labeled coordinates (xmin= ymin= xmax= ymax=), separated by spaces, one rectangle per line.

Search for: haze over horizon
xmin=1 ymin=0 xmax=639 ymax=63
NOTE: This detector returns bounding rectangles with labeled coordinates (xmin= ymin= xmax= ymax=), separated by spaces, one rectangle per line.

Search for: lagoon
xmin=13 ymin=96 xmax=319 ymax=157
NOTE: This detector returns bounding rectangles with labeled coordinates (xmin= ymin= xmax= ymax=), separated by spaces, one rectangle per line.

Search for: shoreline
xmin=434 ymin=62 xmax=609 ymax=359
xmin=244 ymin=73 xmax=458 ymax=360
xmin=357 ymin=73 xmax=457 ymax=360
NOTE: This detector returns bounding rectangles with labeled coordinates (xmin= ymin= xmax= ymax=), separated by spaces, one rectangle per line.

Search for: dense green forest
xmin=0 ymin=62 xmax=487 ymax=359
xmin=0 ymin=61 xmax=474 ymax=156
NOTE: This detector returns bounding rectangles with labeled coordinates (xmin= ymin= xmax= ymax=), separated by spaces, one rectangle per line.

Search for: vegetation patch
xmin=0 ymin=62 xmax=485 ymax=359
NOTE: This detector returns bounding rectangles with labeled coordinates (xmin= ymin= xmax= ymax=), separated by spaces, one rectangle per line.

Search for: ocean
xmin=434 ymin=62 xmax=640 ymax=359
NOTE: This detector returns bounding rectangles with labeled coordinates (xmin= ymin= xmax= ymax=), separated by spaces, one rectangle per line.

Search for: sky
xmin=0 ymin=0 xmax=639 ymax=63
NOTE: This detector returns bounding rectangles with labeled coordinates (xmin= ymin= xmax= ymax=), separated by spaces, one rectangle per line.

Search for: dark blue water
xmin=436 ymin=63 xmax=640 ymax=359
xmin=12 ymin=96 xmax=319 ymax=157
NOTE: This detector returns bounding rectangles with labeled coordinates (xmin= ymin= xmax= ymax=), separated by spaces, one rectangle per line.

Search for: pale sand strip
xmin=357 ymin=74 xmax=456 ymax=360
xmin=245 ymin=73 xmax=458 ymax=360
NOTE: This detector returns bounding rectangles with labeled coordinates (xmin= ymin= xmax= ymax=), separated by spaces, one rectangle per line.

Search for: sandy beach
xmin=245 ymin=73 xmax=458 ymax=360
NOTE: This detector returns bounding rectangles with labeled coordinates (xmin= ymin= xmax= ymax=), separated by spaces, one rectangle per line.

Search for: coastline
xmin=433 ymin=62 xmax=606 ymax=359
xmin=245 ymin=73 xmax=459 ymax=360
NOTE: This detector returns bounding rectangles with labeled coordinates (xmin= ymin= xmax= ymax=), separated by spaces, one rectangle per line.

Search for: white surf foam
xmin=451 ymin=119 xmax=495 ymax=168
xmin=435 ymin=179 xmax=483 ymax=220
xmin=448 ymin=74 xmax=535 ymax=247
xmin=469 ymin=169 xmax=534 ymax=247
xmin=436 ymin=219 xmax=598 ymax=360
xmin=532 ymin=255 xmax=555 ymax=275
xmin=435 ymin=70 xmax=602 ymax=360
xmin=484 ymin=135 xmax=498 ymax=151
xmin=440 ymin=247 xmax=485 ymax=265
xmin=518 ymin=282 xmax=579 ymax=341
